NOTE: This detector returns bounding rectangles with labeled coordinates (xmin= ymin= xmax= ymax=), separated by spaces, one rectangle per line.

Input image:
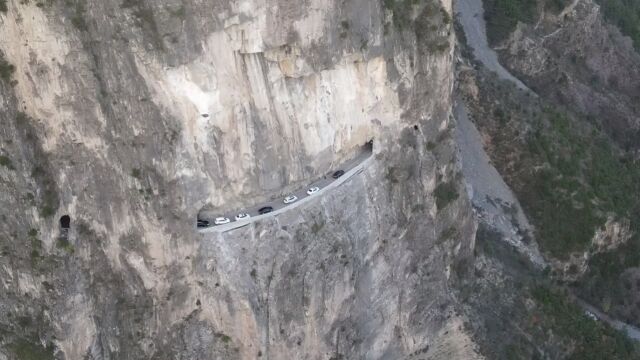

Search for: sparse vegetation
xmin=531 ymin=285 xmax=638 ymax=359
xmin=414 ymin=0 xmax=451 ymax=53
xmin=517 ymin=109 xmax=640 ymax=258
xmin=214 ymin=332 xmax=232 ymax=344
xmin=131 ymin=167 xmax=142 ymax=179
xmin=0 ymin=54 xmax=16 ymax=83
xmin=383 ymin=0 xmax=417 ymax=29
xmin=0 ymin=154 xmax=14 ymax=169
xmin=33 ymin=165 xmax=59 ymax=218
xmin=439 ymin=225 xmax=458 ymax=243
xmin=311 ymin=220 xmax=325 ymax=234
xmin=121 ymin=0 xmax=163 ymax=50
xmin=14 ymin=111 xmax=59 ymax=218
xmin=0 ymin=0 xmax=7 ymax=13
xmin=434 ymin=181 xmax=458 ymax=210
xmin=595 ymin=0 xmax=640 ymax=51
xmin=56 ymin=237 xmax=75 ymax=253
xmin=9 ymin=339 xmax=55 ymax=360
xmin=167 ymin=4 xmax=185 ymax=18
xmin=483 ymin=0 xmax=536 ymax=45
xmin=69 ymin=0 xmax=89 ymax=31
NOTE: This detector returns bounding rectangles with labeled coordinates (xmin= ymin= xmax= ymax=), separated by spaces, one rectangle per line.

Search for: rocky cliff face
xmin=499 ymin=0 xmax=640 ymax=150
xmin=0 ymin=0 xmax=477 ymax=358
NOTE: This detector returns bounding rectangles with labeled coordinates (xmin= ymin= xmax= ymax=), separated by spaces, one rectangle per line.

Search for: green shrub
xmin=0 ymin=0 xmax=7 ymax=13
xmin=434 ymin=181 xmax=458 ymax=210
xmin=214 ymin=332 xmax=232 ymax=344
xmin=0 ymin=154 xmax=14 ymax=169
xmin=0 ymin=55 xmax=16 ymax=83
xmin=131 ymin=168 xmax=142 ymax=179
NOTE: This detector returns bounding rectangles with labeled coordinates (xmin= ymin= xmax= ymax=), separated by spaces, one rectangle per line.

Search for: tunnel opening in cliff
xmin=60 ymin=215 xmax=70 ymax=229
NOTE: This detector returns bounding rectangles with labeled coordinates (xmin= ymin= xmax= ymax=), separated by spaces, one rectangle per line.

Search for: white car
xmin=585 ymin=311 xmax=598 ymax=321
xmin=214 ymin=217 xmax=230 ymax=225
xmin=235 ymin=213 xmax=250 ymax=221
xmin=283 ymin=195 xmax=298 ymax=204
xmin=306 ymin=186 xmax=320 ymax=195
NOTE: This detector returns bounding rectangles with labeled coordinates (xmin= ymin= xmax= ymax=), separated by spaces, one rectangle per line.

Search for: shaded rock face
xmin=0 ymin=0 xmax=476 ymax=359
xmin=499 ymin=0 xmax=640 ymax=150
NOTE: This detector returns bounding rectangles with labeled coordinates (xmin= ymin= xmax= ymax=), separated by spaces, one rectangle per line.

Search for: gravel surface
xmin=455 ymin=0 xmax=531 ymax=92
xmin=455 ymin=100 xmax=545 ymax=267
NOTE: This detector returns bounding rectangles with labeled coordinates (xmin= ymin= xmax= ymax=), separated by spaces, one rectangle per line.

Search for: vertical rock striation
xmin=0 ymin=0 xmax=476 ymax=358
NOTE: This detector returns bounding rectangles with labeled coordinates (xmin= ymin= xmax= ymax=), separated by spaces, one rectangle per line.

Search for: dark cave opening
xmin=60 ymin=215 xmax=70 ymax=229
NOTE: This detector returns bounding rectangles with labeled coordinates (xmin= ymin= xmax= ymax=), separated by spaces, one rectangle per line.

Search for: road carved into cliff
xmin=198 ymin=149 xmax=373 ymax=233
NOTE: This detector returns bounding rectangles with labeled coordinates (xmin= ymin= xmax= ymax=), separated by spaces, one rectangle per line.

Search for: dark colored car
xmin=197 ymin=220 xmax=210 ymax=228
xmin=258 ymin=206 xmax=274 ymax=214
xmin=332 ymin=170 xmax=345 ymax=179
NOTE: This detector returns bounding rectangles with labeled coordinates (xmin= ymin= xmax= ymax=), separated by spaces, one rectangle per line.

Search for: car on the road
xmin=235 ymin=213 xmax=250 ymax=221
xmin=197 ymin=219 xmax=210 ymax=228
xmin=332 ymin=170 xmax=345 ymax=179
xmin=283 ymin=195 xmax=298 ymax=204
xmin=258 ymin=206 xmax=274 ymax=214
xmin=214 ymin=217 xmax=231 ymax=225
xmin=306 ymin=186 xmax=320 ymax=195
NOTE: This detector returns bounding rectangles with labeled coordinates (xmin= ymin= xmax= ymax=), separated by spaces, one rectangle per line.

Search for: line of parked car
xmin=197 ymin=170 xmax=345 ymax=228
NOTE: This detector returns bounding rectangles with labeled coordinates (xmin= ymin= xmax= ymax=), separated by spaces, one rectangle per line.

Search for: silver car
xmin=283 ymin=195 xmax=298 ymax=204
xmin=214 ymin=217 xmax=231 ymax=225
xmin=235 ymin=213 xmax=250 ymax=221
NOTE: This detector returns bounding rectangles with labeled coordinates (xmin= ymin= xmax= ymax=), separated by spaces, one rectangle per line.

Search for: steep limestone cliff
xmin=0 ymin=0 xmax=477 ymax=359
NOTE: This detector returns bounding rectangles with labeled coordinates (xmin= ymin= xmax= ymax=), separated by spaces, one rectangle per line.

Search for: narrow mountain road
xmin=573 ymin=296 xmax=640 ymax=341
xmin=198 ymin=149 xmax=373 ymax=233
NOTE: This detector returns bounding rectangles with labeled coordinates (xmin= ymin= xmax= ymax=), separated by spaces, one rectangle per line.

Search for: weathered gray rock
xmin=0 ymin=0 xmax=477 ymax=358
